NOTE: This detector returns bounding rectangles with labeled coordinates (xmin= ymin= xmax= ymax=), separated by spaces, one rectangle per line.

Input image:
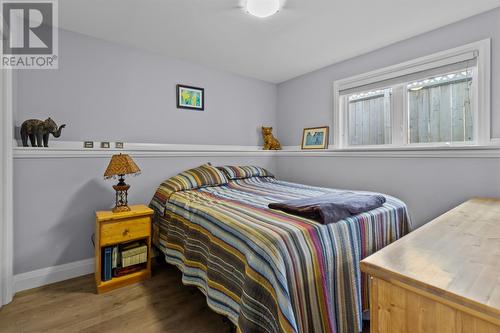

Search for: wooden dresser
xmin=361 ymin=198 xmax=500 ymax=333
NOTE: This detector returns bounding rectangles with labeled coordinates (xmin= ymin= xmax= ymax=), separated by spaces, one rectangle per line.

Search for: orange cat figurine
xmin=262 ymin=126 xmax=282 ymax=150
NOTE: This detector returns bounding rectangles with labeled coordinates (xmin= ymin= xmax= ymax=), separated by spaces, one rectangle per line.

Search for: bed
xmin=150 ymin=165 xmax=410 ymax=333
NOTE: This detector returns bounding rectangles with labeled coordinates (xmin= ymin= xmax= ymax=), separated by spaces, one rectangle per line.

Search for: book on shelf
xmin=112 ymin=246 xmax=118 ymax=269
xmin=121 ymin=242 xmax=148 ymax=268
xmin=102 ymin=247 xmax=113 ymax=281
xmin=113 ymin=263 xmax=147 ymax=277
xmin=102 ymin=241 xmax=148 ymax=279
xmin=121 ymin=242 xmax=147 ymax=257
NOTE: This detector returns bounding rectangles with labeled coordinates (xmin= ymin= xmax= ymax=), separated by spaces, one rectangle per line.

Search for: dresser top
xmin=96 ymin=204 xmax=153 ymax=222
xmin=361 ymin=198 xmax=500 ymax=317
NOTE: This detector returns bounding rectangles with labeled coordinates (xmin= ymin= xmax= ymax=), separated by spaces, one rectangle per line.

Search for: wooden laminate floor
xmin=0 ymin=262 xmax=369 ymax=333
xmin=0 ymin=263 xmax=230 ymax=333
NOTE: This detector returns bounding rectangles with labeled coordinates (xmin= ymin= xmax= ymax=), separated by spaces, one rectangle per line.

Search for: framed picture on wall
xmin=176 ymin=84 xmax=204 ymax=111
xmin=301 ymin=126 xmax=329 ymax=149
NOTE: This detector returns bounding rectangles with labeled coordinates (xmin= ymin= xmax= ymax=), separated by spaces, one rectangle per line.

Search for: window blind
xmin=339 ymin=51 xmax=477 ymax=96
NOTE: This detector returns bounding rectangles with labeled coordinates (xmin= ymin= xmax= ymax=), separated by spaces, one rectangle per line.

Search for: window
xmin=407 ymin=70 xmax=473 ymax=144
xmin=334 ymin=39 xmax=490 ymax=150
xmin=347 ymin=88 xmax=392 ymax=146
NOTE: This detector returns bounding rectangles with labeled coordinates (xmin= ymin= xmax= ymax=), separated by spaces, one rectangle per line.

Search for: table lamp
xmin=104 ymin=153 xmax=141 ymax=213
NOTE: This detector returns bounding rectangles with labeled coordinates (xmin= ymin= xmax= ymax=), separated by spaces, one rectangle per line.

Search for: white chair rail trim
xmin=12 ymin=140 xmax=500 ymax=159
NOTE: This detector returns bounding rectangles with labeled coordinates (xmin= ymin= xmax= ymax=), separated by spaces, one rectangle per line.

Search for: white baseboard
xmin=13 ymin=258 xmax=94 ymax=293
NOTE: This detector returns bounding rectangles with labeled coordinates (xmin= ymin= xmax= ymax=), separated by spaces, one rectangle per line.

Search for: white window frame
xmin=333 ymin=39 xmax=491 ymax=150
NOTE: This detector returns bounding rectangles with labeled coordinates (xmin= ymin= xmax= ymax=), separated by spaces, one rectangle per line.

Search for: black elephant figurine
xmin=20 ymin=117 xmax=66 ymax=147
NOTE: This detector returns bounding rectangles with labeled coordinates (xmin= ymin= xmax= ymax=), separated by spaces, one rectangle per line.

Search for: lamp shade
xmin=104 ymin=154 xmax=141 ymax=179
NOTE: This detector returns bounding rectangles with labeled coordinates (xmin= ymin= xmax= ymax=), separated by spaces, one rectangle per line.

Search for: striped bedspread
xmin=151 ymin=177 xmax=410 ymax=333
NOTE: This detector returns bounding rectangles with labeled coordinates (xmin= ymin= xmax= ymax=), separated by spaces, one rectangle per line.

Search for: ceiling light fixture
xmin=246 ymin=0 xmax=280 ymax=18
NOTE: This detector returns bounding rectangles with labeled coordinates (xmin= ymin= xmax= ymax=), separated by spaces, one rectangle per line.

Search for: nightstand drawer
xmin=100 ymin=216 xmax=150 ymax=246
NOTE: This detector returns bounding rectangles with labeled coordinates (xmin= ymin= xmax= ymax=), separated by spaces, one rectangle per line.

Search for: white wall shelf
xmin=13 ymin=140 xmax=500 ymax=159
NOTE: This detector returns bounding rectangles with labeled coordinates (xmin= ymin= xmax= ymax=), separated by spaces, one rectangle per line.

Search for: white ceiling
xmin=59 ymin=0 xmax=500 ymax=83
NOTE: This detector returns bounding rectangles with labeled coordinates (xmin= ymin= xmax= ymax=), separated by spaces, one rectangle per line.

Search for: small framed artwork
xmin=176 ymin=84 xmax=204 ymax=111
xmin=115 ymin=142 xmax=124 ymax=149
xmin=100 ymin=142 xmax=110 ymax=149
xmin=83 ymin=141 xmax=94 ymax=148
xmin=301 ymin=126 xmax=329 ymax=149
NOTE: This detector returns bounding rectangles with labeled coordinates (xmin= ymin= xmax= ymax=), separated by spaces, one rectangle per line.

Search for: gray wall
xmin=277 ymin=8 xmax=500 ymax=145
xmin=13 ymin=29 xmax=278 ymax=275
xmin=13 ymin=155 xmax=276 ymax=274
xmin=14 ymin=29 xmax=277 ymax=145
xmin=276 ymin=8 xmax=500 ymax=227
xmin=276 ymin=155 xmax=500 ymax=229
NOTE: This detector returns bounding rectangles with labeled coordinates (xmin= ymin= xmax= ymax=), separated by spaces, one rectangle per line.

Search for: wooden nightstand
xmin=95 ymin=204 xmax=154 ymax=294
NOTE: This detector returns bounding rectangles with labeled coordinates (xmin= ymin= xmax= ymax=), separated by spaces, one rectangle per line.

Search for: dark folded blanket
xmin=268 ymin=192 xmax=386 ymax=224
